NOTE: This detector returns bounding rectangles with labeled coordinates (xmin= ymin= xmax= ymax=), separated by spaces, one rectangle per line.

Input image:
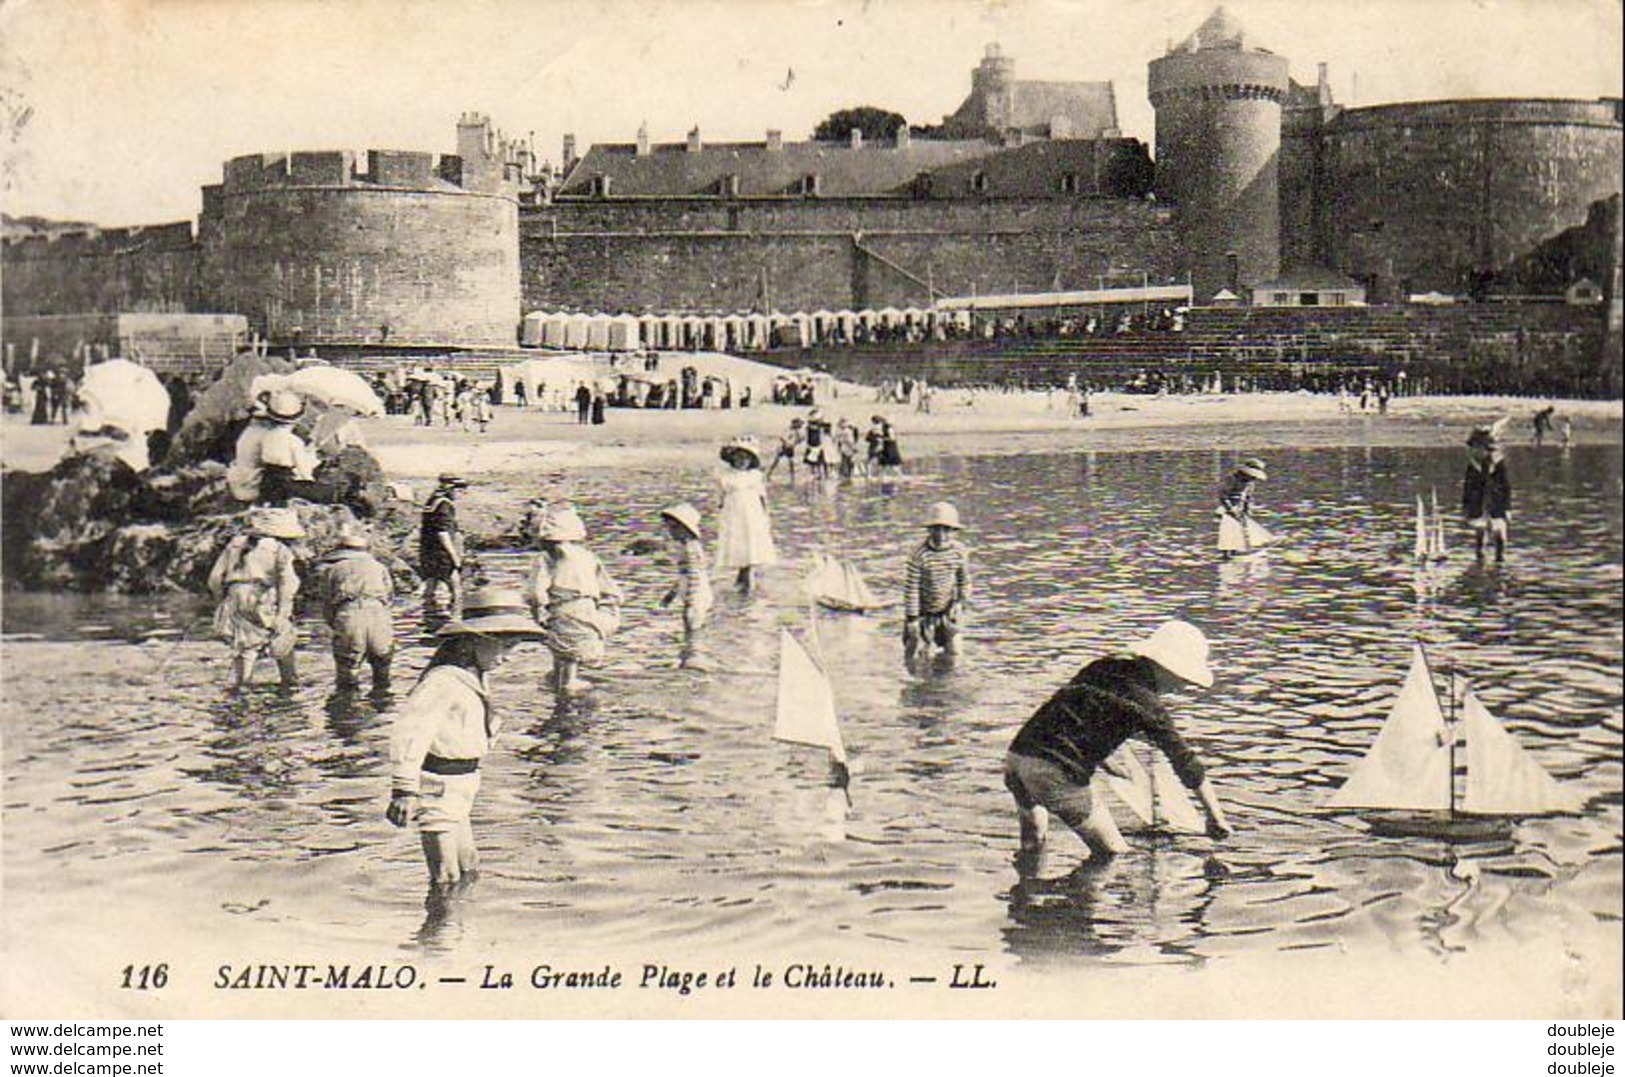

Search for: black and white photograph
xmin=1 ymin=0 xmax=1620 ymax=1030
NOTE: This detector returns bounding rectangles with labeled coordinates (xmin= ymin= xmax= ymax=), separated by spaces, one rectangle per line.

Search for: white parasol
xmin=76 ymin=359 xmax=171 ymax=434
xmin=249 ymin=366 xmax=383 ymax=416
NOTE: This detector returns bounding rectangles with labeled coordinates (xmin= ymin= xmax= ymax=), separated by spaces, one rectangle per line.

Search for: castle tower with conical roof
xmin=1148 ymin=7 xmax=1289 ymax=298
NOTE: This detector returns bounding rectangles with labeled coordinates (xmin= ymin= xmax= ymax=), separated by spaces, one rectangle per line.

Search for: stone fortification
xmin=1148 ymin=8 xmax=1289 ymax=300
xmin=198 ymin=115 xmax=522 ymax=349
xmin=1319 ymin=98 xmax=1624 ymax=300
xmin=521 ymin=197 xmax=1180 ymax=313
xmin=1 ymin=222 xmax=199 ymax=317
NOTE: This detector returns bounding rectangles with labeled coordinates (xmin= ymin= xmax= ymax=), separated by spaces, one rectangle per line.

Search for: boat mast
xmin=1446 ymin=663 xmax=1458 ymax=817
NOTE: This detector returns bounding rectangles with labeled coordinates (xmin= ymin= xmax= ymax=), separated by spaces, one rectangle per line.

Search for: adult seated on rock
xmin=228 ymin=390 xmax=346 ymax=506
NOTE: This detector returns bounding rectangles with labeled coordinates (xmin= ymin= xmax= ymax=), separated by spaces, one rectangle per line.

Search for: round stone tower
xmin=198 ymin=116 xmax=521 ymax=350
xmin=1148 ymin=7 xmax=1289 ymax=299
xmin=970 ymin=43 xmax=1017 ymax=132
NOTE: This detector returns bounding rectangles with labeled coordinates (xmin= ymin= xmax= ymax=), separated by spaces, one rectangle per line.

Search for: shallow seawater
xmin=3 ymin=442 xmax=1621 ymax=976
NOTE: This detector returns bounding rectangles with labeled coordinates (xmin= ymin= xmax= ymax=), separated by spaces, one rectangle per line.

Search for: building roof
xmin=1254 ymin=266 xmax=1365 ymax=291
xmin=557 ymin=137 xmax=1149 ymax=199
xmin=1172 ymin=7 xmax=1271 ymax=54
xmin=1008 ymin=80 xmax=1118 ymax=138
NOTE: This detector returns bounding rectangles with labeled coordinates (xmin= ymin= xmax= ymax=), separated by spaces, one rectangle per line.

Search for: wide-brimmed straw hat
xmin=924 ymin=501 xmax=963 ymax=530
xmin=720 ymin=438 xmax=762 ymax=467
xmin=436 ymin=472 xmax=469 ymax=489
xmin=250 ymin=506 xmax=305 ymax=540
xmin=1129 ymin=620 xmax=1214 ymax=689
xmin=1465 ymin=426 xmax=1500 ymax=449
xmin=266 ymin=390 xmax=306 ymax=423
xmin=335 ymin=519 xmax=371 ymax=549
xmin=1237 ymin=458 xmax=1268 ymax=481
xmin=660 ymin=502 xmax=703 ymax=540
xmin=437 ymin=587 xmax=545 ymax=639
xmin=536 ymin=504 xmax=588 ymax=543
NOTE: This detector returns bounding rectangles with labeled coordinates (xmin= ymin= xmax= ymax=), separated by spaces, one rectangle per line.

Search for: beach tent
xmin=584 ymin=315 xmax=611 ymax=351
xmin=542 ymin=314 xmax=569 ymax=349
xmin=520 ymin=312 xmax=548 ymax=348
xmin=719 ymin=315 xmax=747 ymax=352
xmin=675 ymin=315 xmax=703 ymax=351
xmin=810 ymin=310 xmax=837 ymax=345
xmin=856 ymin=309 xmax=879 ymax=335
xmin=877 ymin=306 xmax=905 ymax=328
xmin=742 ymin=314 xmax=771 ymax=351
xmin=638 ymin=315 xmax=662 ymax=350
xmin=507 ymin=357 xmax=599 ymax=406
xmin=607 ymin=314 xmax=641 ymax=352
xmin=769 ymin=317 xmax=806 ymax=349
xmin=564 ymin=313 xmax=592 ymax=350
xmin=832 ymin=310 xmax=858 ymax=341
xmin=902 ymin=307 xmax=929 ymax=328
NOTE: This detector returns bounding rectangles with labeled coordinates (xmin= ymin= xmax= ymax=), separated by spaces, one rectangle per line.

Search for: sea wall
xmin=520 ymin=197 xmax=1182 ymax=314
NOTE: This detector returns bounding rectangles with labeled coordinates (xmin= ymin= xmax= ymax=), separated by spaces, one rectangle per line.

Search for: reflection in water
xmin=3 ymin=443 xmax=1620 ymax=968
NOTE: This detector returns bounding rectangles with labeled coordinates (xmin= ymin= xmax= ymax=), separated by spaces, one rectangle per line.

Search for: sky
xmin=1 ymin=0 xmax=1620 ymax=226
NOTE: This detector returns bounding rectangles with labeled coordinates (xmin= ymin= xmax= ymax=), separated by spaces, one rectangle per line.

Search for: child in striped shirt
xmin=904 ymin=501 xmax=970 ymax=663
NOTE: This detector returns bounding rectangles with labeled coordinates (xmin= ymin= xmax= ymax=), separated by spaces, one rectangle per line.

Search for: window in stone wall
xmin=1060 ymin=172 xmax=1081 ymax=195
xmin=970 ymin=171 xmax=989 ymax=194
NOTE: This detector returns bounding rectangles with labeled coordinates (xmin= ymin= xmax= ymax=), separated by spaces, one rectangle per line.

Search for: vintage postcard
xmin=1 ymin=0 xmax=1620 ymax=1022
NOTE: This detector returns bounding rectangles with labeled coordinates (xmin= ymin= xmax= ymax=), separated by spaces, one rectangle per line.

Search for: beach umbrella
xmin=252 ymin=366 xmax=383 ymax=416
xmin=77 ymin=358 xmax=171 ymax=434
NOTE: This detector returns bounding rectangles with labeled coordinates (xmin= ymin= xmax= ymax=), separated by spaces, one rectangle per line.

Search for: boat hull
xmin=1364 ymin=812 xmax=1513 ymax=842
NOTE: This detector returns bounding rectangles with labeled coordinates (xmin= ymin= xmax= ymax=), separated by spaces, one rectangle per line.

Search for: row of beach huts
xmin=518 ymin=308 xmax=972 ymax=353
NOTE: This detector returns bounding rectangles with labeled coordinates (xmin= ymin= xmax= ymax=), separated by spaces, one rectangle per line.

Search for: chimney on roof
xmin=562 ymin=134 xmax=577 ymax=170
xmin=896 ymin=125 xmax=911 ymax=150
xmin=636 ymin=122 xmax=650 ymax=157
xmin=687 ymin=126 xmax=702 ymax=154
xmin=849 ymin=128 xmax=863 ymax=149
xmin=766 ymin=129 xmax=783 ymax=152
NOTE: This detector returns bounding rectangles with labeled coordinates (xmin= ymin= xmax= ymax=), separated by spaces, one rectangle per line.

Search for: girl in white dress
xmin=714 ymin=438 xmax=778 ymax=594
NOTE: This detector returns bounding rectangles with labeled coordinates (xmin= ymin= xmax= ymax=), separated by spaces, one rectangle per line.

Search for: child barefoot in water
xmin=528 ymin=504 xmax=622 ymax=694
xmin=208 ymin=506 xmax=303 ymax=690
xmin=659 ymin=502 xmax=714 ymax=665
xmin=903 ymin=502 xmax=971 ymax=664
xmin=386 ymin=588 xmax=542 ymax=885
xmin=715 ymin=438 xmax=778 ymax=593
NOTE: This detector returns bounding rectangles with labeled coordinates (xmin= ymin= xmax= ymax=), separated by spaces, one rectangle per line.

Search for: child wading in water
xmin=1462 ymin=423 xmax=1512 ymax=563
xmin=528 ymin=504 xmax=622 ymax=694
xmin=208 ymin=506 xmax=304 ymax=690
xmin=715 ymin=438 xmax=778 ymax=593
xmin=903 ymin=502 xmax=971 ymax=665
xmin=659 ymin=502 xmax=714 ymax=667
xmin=1216 ymin=458 xmax=1269 ymax=558
xmin=387 ymin=588 xmax=543 ymax=885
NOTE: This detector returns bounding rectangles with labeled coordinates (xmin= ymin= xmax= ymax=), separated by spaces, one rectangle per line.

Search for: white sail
xmin=1430 ymin=488 xmax=1448 ymax=559
xmin=1460 ymin=686 xmax=1582 ymax=815
xmin=1152 ymin=756 xmax=1208 ymax=834
xmin=805 ymin=552 xmax=887 ymax=611
xmin=1103 ymin=746 xmax=1154 ymax=826
xmin=1414 ymin=495 xmax=1429 ymax=560
xmin=1327 ymin=645 xmax=1455 ymax=810
xmin=774 ymin=629 xmax=847 ymax=764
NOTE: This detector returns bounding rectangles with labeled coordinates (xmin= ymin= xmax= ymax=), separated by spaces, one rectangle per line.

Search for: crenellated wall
xmin=196 ymin=145 xmax=521 ymax=348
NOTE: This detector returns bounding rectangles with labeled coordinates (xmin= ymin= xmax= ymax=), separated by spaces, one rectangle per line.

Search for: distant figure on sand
xmin=1003 ymin=621 xmax=1233 ymax=860
xmin=715 ymin=438 xmax=778 ymax=593
xmin=208 ymin=507 xmax=304 ymax=690
xmin=659 ymin=502 xmax=714 ymax=665
xmin=387 ymin=588 xmax=543 ymax=886
xmin=319 ymin=519 xmax=395 ymax=694
xmin=420 ymin=474 xmax=468 ymax=616
xmin=1463 ymin=424 xmax=1512 ymax=563
xmin=903 ymin=502 xmax=970 ymax=664
xmin=1216 ymin=458 xmax=1269 ymax=557
xmin=528 ymin=504 xmax=622 ymax=694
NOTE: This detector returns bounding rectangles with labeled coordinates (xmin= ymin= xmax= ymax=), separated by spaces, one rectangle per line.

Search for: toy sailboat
xmin=1414 ymin=489 xmax=1449 ymax=562
xmin=1326 ymin=644 xmax=1582 ymax=839
xmin=1103 ymin=745 xmax=1207 ymax=835
xmin=774 ymin=628 xmax=851 ymax=797
xmin=804 ymin=550 xmax=893 ymax=613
